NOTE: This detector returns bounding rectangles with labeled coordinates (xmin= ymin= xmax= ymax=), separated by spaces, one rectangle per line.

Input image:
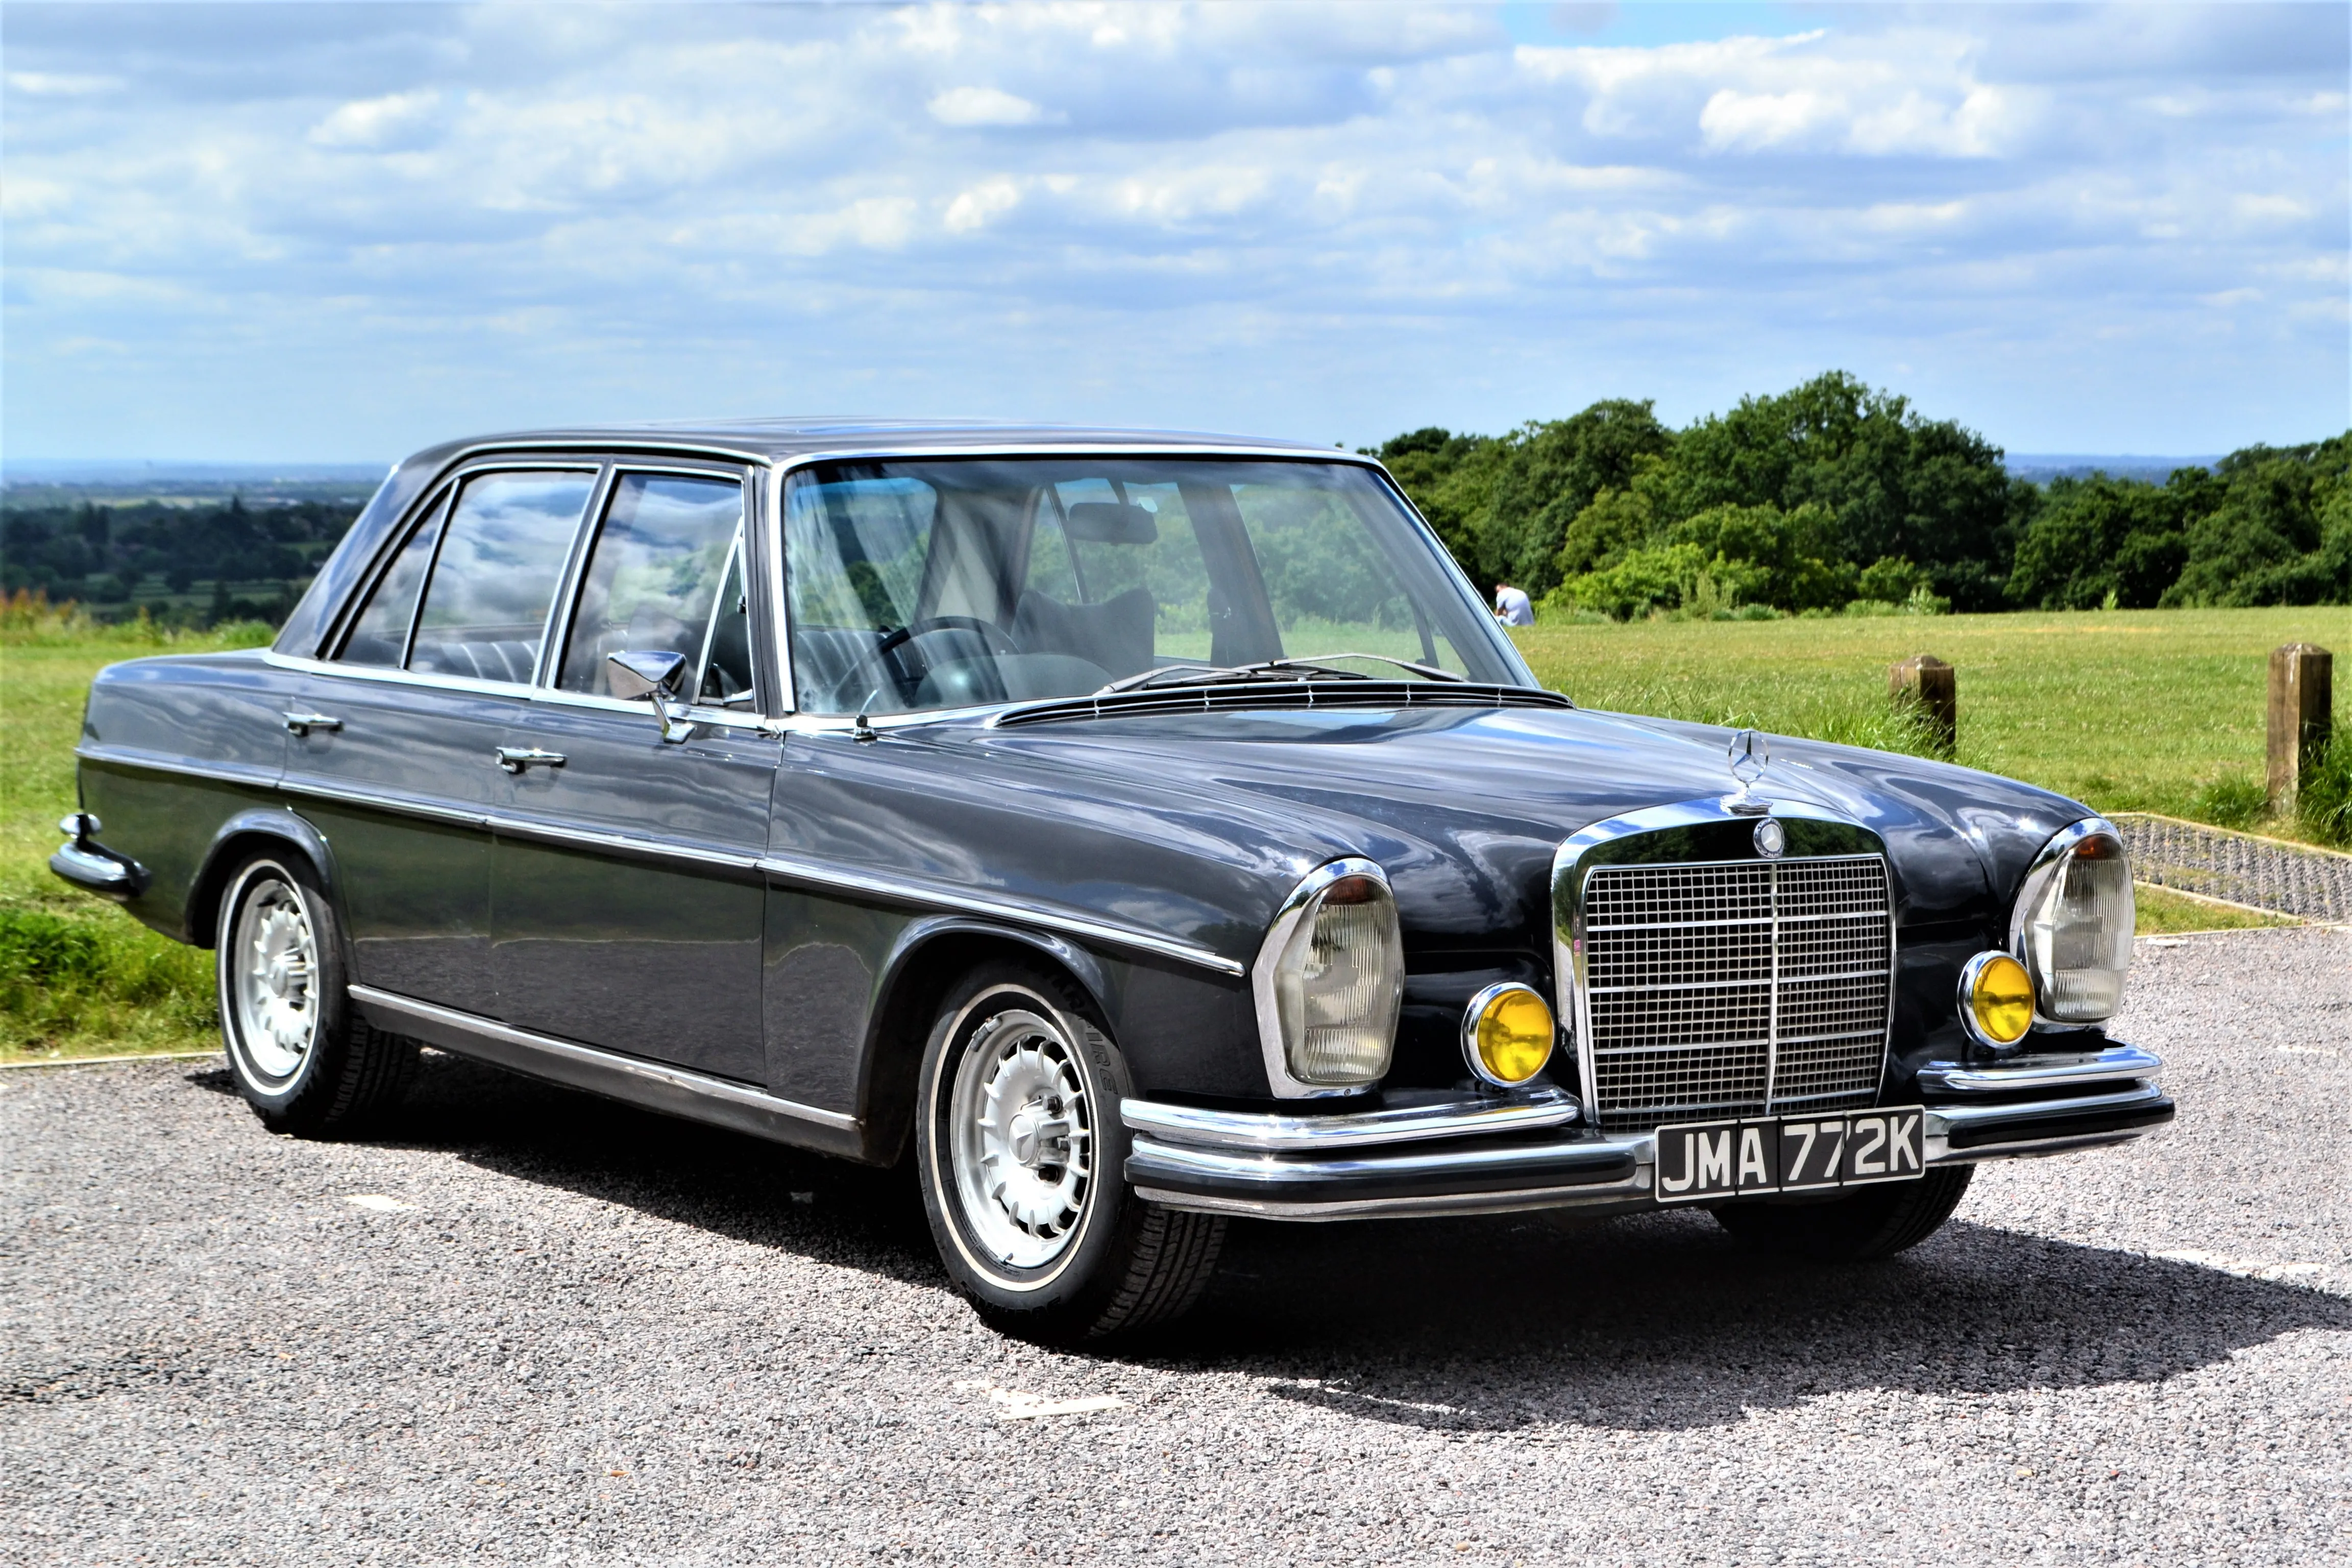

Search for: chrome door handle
xmin=282 ymin=712 xmax=342 ymax=737
xmin=495 ymin=747 xmax=567 ymax=774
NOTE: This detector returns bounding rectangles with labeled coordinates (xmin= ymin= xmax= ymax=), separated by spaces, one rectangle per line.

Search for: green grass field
xmin=1510 ymin=606 xmax=2350 ymax=827
xmin=2 ymin=605 xmax=2338 ymax=1061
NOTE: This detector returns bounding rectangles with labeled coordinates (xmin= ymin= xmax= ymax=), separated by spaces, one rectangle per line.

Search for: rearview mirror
xmin=607 ymin=650 xmax=693 ymax=743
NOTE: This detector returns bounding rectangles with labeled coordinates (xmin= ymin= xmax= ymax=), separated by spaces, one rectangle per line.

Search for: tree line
xmin=1370 ymin=371 xmax=2351 ymax=619
xmin=0 ymin=496 xmax=358 ymax=626
xmin=5 ymin=376 xmax=2346 ymax=632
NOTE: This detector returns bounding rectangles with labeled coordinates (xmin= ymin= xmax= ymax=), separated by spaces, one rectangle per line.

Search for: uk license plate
xmin=1651 ymin=1109 xmax=1926 ymax=1205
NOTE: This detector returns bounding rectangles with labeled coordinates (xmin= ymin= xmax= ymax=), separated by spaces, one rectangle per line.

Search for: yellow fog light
xmin=1462 ymin=983 xmax=1555 ymax=1086
xmin=1958 ymin=951 xmax=2035 ymax=1049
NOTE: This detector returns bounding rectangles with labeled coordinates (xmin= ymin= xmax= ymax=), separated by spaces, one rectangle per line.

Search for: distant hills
xmin=2002 ymin=454 xmax=2223 ymax=484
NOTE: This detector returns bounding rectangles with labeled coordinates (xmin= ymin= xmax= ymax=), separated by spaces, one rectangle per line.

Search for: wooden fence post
xmin=1890 ymin=654 xmax=1956 ymax=758
xmin=2267 ymin=644 xmax=2334 ymax=813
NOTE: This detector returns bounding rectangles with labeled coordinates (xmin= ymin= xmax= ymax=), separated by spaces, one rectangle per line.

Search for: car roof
xmin=273 ymin=420 xmax=1378 ymax=660
xmin=402 ymin=418 xmax=1349 ymax=469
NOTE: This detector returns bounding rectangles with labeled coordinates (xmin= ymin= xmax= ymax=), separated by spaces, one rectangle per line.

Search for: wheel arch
xmin=185 ymin=810 xmax=341 ymax=949
xmin=852 ymin=917 xmax=1118 ymax=1167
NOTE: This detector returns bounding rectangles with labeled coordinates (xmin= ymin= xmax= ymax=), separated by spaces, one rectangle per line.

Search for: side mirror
xmin=607 ymin=650 xmax=693 ymax=743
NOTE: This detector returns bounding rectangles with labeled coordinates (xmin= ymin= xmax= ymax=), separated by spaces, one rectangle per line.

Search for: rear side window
xmin=407 ymin=472 xmax=595 ymax=684
xmin=336 ymin=495 xmax=446 ymax=668
xmin=556 ymin=474 xmax=745 ymax=700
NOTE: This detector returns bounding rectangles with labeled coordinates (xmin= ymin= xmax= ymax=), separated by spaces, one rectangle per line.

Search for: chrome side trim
xmin=498 ymin=814 xmax=760 ymax=873
xmin=1249 ymin=856 xmax=1397 ymax=1098
xmin=349 ymin=985 xmax=861 ymax=1148
xmin=275 ymin=774 xmax=488 ymax=830
xmin=754 ymin=850 xmax=1246 ymax=976
xmin=1119 ymin=1087 xmax=1579 ymax=1152
xmin=75 ymin=745 xmax=281 ymax=792
xmin=1917 ymin=1044 xmax=2162 ymax=1094
xmin=260 ymin=651 xmax=770 ymax=730
xmin=1923 ymin=1081 xmax=2171 ymax=1164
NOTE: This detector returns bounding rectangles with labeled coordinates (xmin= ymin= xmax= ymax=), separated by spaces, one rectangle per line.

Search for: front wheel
xmin=216 ymin=853 xmax=416 ymax=1137
xmin=915 ymin=963 xmax=1224 ymax=1343
xmin=1713 ymin=1165 xmax=1974 ymax=1261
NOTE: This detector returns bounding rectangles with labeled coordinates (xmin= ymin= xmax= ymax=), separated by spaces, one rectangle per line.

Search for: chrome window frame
xmin=1549 ymin=796 xmax=1897 ymax=1125
xmin=542 ymin=459 xmax=757 ymax=715
xmin=2005 ymin=815 xmax=2130 ymax=1032
xmin=284 ymin=454 xmax=774 ymax=731
xmin=322 ymin=456 xmax=605 ymax=693
xmin=1249 ymin=855 xmax=1399 ymax=1099
xmin=760 ymin=444 xmax=1535 ymax=732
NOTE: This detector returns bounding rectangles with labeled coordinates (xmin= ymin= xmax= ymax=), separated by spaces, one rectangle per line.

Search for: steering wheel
xmin=875 ymin=616 xmax=1022 ymax=660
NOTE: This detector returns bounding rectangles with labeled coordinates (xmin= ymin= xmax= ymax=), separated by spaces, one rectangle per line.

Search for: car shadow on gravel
xmin=202 ymin=1052 xmax=2351 ymax=1434
xmin=1163 ymin=1211 xmax=2352 ymax=1433
xmin=196 ymin=1051 xmax=948 ymax=1282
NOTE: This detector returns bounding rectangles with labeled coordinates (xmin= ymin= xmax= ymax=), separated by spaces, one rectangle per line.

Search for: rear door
xmin=280 ymin=464 xmax=598 ymax=1017
xmin=489 ymin=465 xmax=779 ymax=1084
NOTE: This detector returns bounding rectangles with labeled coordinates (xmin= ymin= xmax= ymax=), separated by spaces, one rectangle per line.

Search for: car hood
xmin=948 ymin=703 xmax=2092 ymax=943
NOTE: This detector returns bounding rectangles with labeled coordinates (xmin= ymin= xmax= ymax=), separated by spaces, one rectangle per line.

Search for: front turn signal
xmin=1958 ymin=951 xmax=2035 ymax=1049
xmin=1463 ymin=983 xmax=1556 ymax=1086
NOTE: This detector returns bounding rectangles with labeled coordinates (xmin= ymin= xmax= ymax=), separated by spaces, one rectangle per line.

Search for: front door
xmin=489 ymin=468 xmax=776 ymax=1084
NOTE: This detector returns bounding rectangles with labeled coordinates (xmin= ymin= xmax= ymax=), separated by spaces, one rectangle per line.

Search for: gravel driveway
xmin=6 ymin=927 xmax=2347 ymax=1566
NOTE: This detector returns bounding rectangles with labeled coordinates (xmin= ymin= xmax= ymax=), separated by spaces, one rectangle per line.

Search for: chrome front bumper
xmin=1122 ymin=1047 xmax=2173 ymax=1221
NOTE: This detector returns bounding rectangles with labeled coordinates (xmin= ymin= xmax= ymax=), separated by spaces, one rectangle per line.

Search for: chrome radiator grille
xmin=1579 ymin=854 xmax=1892 ymax=1131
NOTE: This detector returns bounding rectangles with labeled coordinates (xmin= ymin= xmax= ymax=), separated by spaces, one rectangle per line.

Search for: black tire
xmin=914 ymin=961 xmax=1224 ymax=1343
xmin=215 ymin=852 xmax=416 ymax=1137
xmin=1712 ymin=1164 xmax=1974 ymax=1261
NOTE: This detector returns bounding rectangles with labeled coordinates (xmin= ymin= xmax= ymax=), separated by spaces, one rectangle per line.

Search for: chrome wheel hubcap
xmin=947 ymin=1007 xmax=1093 ymax=1270
xmin=232 ymin=877 xmax=318 ymax=1080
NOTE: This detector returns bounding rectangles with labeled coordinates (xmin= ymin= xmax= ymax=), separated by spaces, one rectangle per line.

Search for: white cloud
xmin=1 ymin=1 xmax=2343 ymax=458
xmin=944 ymin=177 xmax=1023 ymax=232
xmin=310 ymin=89 xmax=447 ymax=151
xmin=928 ymin=86 xmax=1060 ymax=127
xmin=4 ymin=70 xmax=118 ymax=96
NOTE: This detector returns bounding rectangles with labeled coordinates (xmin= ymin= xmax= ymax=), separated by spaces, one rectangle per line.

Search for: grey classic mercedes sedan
xmin=54 ymin=420 xmax=2172 ymax=1341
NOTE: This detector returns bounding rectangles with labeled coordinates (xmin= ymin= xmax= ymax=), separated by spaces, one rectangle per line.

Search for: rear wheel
xmin=216 ymin=854 xmax=415 ymax=1136
xmin=1713 ymin=1165 xmax=1973 ymax=1261
xmin=915 ymin=962 xmax=1224 ymax=1343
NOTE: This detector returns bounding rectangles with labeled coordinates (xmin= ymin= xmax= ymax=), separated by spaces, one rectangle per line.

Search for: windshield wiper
xmin=1244 ymin=654 xmax=1469 ymax=683
xmin=1093 ymin=652 xmax=1469 ymax=697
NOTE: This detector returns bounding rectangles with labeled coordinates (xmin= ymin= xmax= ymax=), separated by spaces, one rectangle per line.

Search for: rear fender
xmin=186 ymin=810 xmax=341 ymax=949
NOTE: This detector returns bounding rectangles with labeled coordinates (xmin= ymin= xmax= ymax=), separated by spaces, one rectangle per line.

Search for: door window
xmin=555 ymin=474 xmax=746 ymax=700
xmin=408 ymin=472 xmax=596 ymax=684
xmin=336 ymin=495 xmax=446 ymax=668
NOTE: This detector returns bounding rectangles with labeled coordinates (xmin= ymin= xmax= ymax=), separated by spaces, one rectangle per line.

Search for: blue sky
xmin=4 ymin=2 xmax=2345 ymax=462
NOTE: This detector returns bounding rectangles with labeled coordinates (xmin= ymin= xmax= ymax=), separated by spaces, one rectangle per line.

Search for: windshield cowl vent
xmin=989 ymin=680 xmax=1575 ymax=728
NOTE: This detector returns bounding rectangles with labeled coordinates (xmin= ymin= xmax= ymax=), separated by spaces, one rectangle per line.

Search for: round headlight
xmin=1462 ymin=982 xmax=1555 ymax=1086
xmin=1958 ymin=950 xmax=2035 ymax=1049
xmin=2011 ymin=820 xmax=2134 ymax=1024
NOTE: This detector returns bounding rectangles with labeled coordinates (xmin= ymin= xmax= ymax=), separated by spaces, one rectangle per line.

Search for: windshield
xmin=782 ymin=457 xmax=1528 ymax=715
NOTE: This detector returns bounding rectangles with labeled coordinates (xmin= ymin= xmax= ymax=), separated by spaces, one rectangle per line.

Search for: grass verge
xmin=1511 ymin=605 xmax=2350 ymax=839
xmin=2130 ymin=884 xmax=2299 ymax=935
xmin=2 ymin=604 xmax=276 ymax=1061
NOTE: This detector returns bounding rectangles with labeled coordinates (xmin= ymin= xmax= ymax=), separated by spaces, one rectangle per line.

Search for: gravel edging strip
xmin=2113 ymin=811 xmax=2352 ymax=922
xmin=0 ymin=1050 xmax=223 ymax=1072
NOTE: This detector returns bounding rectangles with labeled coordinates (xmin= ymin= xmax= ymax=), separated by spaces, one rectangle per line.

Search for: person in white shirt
xmin=1492 ymin=583 xmax=1534 ymax=626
